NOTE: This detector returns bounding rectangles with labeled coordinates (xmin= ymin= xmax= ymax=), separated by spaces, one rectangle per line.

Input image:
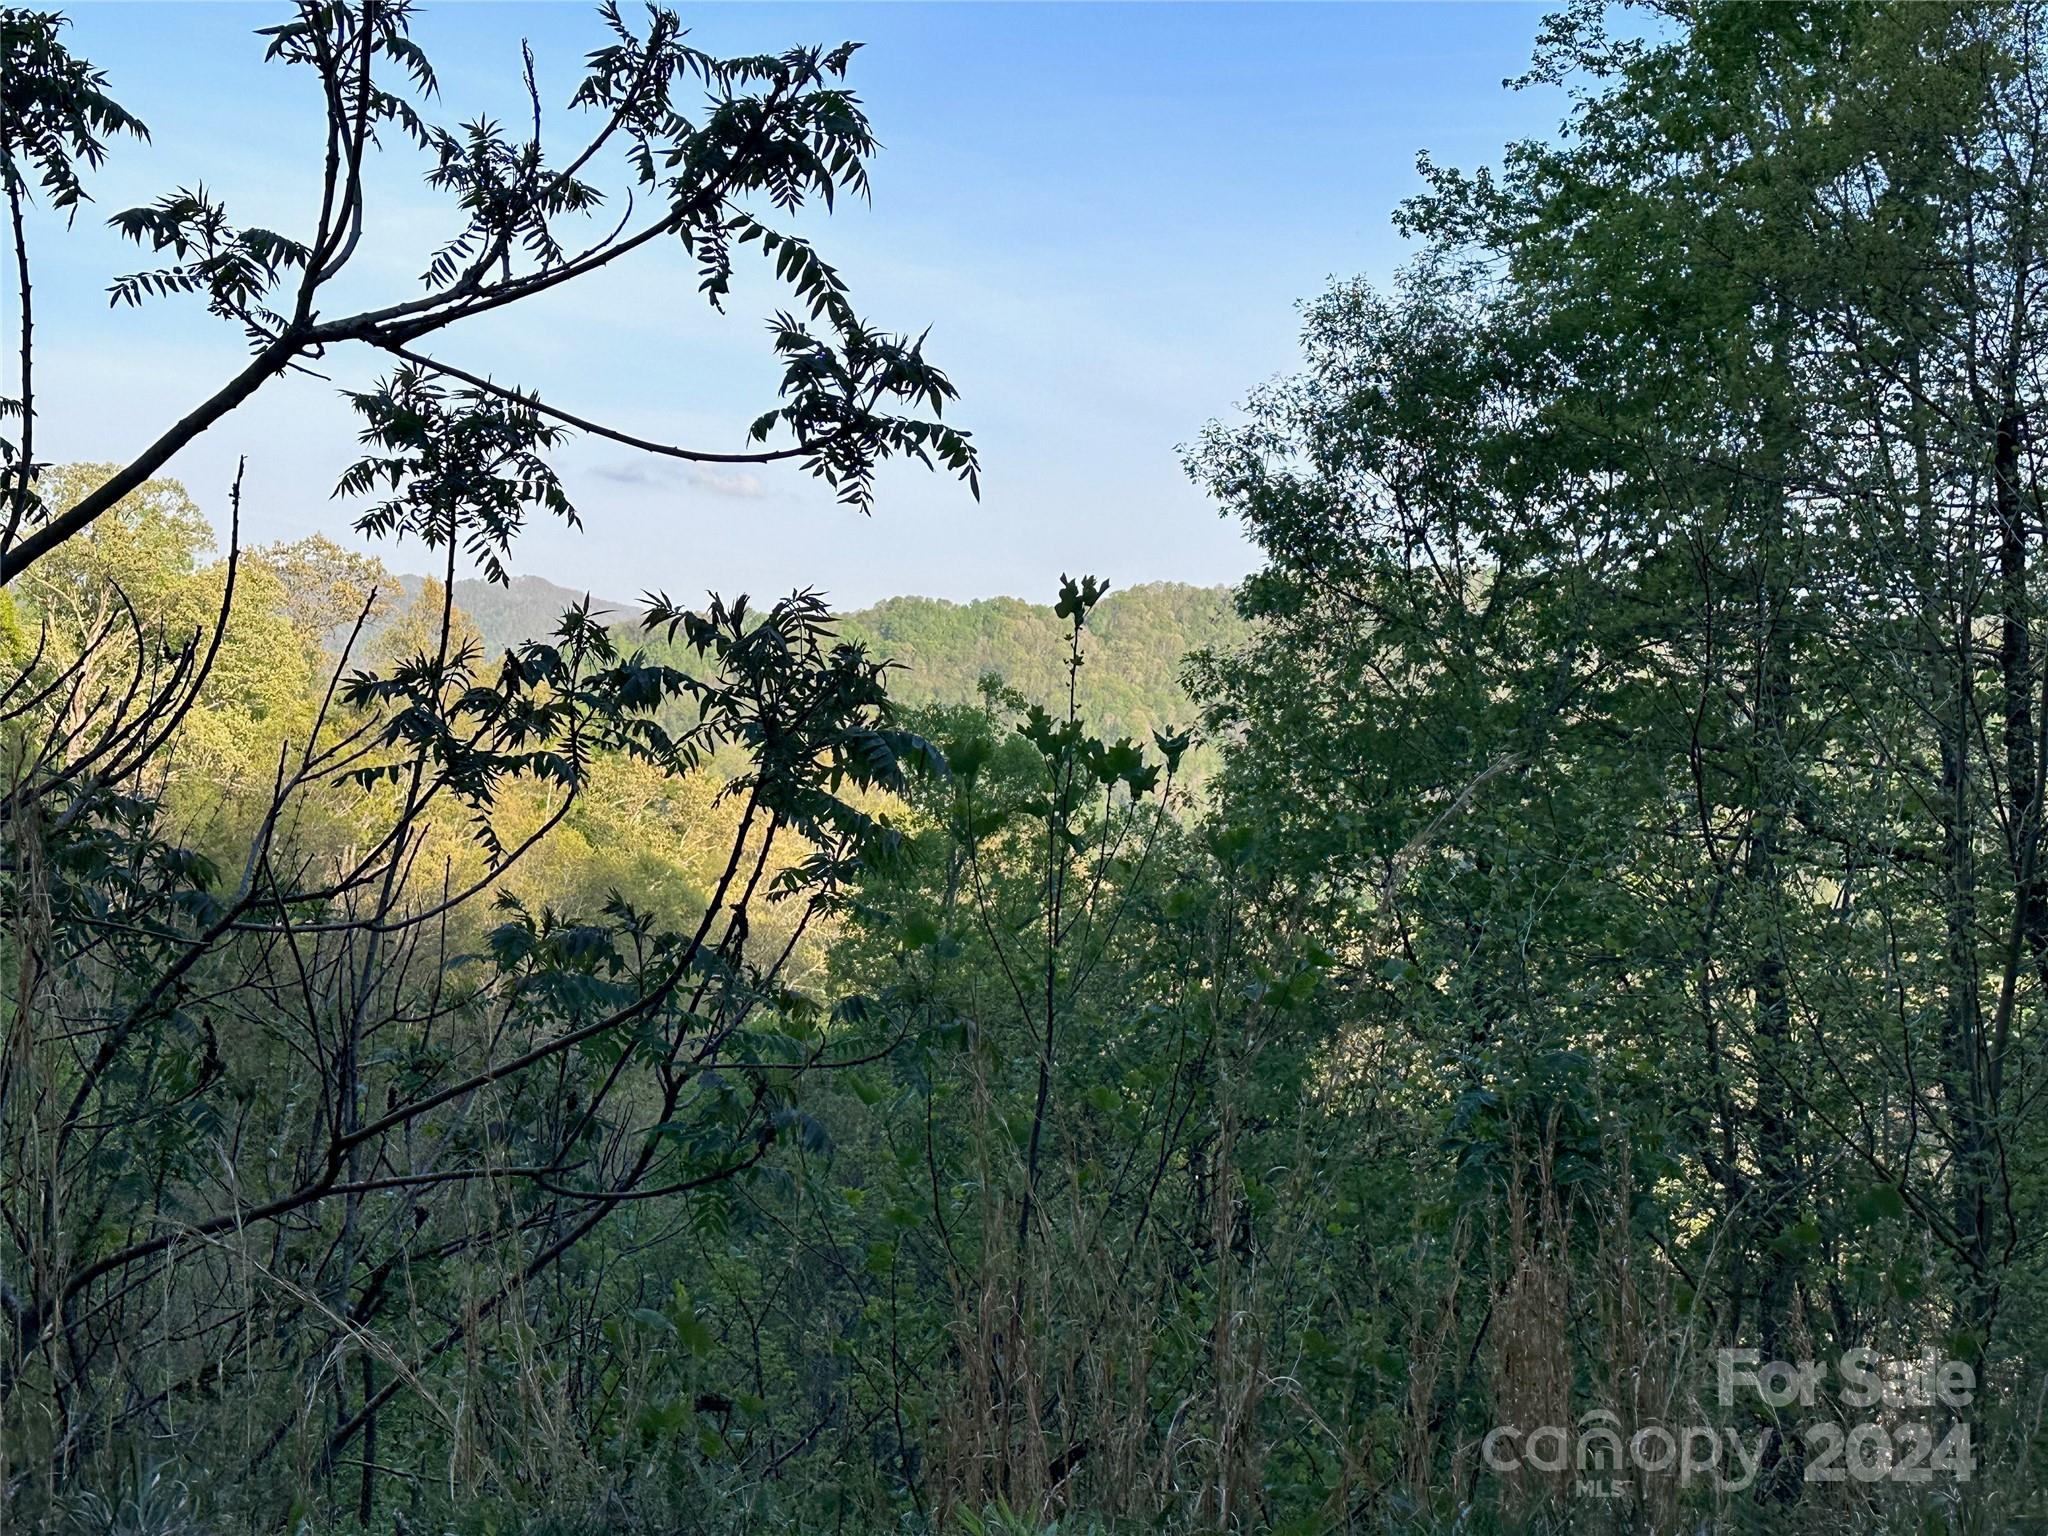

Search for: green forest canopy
xmin=7 ymin=5 xmax=2048 ymax=1536
xmin=379 ymin=571 xmax=1246 ymax=757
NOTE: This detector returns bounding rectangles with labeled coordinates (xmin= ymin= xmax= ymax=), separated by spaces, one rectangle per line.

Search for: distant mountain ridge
xmin=385 ymin=572 xmax=1245 ymax=747
xmin=837 ymin=586 xmax=1243 ymax=748
xmin=388 ymin=573 xmax=632 ymax=654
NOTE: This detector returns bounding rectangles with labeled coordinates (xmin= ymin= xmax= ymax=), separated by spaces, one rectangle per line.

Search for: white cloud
xmin=587 ymin=462 xmax=767 ymax=500
xmin=686 ymin=466 xmax=768 ymax=501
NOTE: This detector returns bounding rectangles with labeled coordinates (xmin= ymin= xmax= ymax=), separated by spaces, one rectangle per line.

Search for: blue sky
xmin=25 ymin=2 xmax=1570 ymax=607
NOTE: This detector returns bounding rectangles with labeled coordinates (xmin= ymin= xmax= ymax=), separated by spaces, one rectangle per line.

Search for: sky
xmin=21 ymin=2 xmax=1573 ymax=608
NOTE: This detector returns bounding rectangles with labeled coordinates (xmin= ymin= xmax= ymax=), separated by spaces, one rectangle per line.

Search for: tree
xmin=1192 ymin=0 xmax=2048 ymax=1520
xmin=250 ymin=532 xmax=395 ymax=660
xmin=0 ymin=4 xmax=978 ymax=1522
xmin=0 ymin=0 xmax=978 ymax=583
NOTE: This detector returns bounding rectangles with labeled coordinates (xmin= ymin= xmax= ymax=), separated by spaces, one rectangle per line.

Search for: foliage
xmin=368 ymin=576 xmax=1246 ymax=781
xmin=9 ymin=3 xmax=2048 ymax=1535
xmin=0 ymin=2 xmax=977 ymax=1527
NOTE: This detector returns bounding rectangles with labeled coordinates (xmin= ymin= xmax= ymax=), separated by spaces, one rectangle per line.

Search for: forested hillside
xmin=840 ymin=585 xmax=1245 ymax=746
xmin=8 ymin=5 xmax=2048 ymax=1536
xmin=384 ymin=572 xmax=619 ymax=658
xmin=384 ymin=573 xmax=1244 ymax=763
